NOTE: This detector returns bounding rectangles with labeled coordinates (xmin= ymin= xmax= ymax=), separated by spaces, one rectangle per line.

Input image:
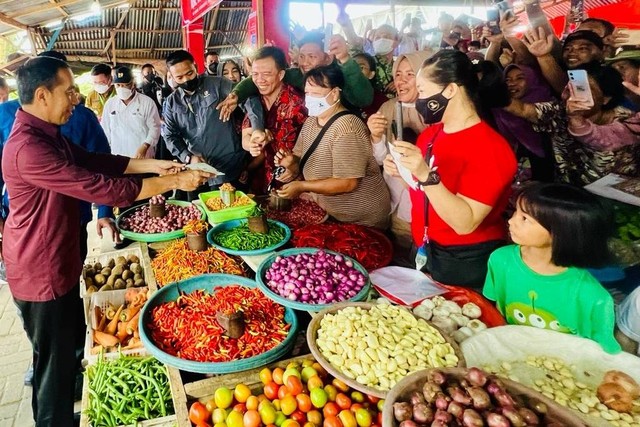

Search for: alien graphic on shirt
xmin=505 ymin=290 xmax=570 ymax=333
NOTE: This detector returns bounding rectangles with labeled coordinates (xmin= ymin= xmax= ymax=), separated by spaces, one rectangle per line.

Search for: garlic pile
xmin=412 ymin=296 xmax=487 ymax=343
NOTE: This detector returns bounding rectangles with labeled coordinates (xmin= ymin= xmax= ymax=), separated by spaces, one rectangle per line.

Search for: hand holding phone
xmin=487 ymin=8 xmax=501 ymax=35
xmin=567 ymin=69 xmax=594 ymax=107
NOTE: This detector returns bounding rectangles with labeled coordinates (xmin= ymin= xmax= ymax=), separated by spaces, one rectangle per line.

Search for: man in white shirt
xmin=101 ymin=66 xmax=161 ymax=158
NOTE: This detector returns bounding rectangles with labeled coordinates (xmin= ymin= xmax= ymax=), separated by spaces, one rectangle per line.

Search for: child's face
xmin=508 ymin=201 xmax=552 ymax=248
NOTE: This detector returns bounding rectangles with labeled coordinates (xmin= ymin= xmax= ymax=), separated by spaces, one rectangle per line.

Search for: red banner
xmin=247 ymin=12 xmax=258 ymax=48
xmin=182 ymin=0 xmax=222 ymax=25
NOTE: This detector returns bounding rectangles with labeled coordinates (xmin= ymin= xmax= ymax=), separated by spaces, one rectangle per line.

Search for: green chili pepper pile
xmin=212 ymin=222 xmax=286 ymax=251
xmin=85 ymin=355 xmax=173 ymax=426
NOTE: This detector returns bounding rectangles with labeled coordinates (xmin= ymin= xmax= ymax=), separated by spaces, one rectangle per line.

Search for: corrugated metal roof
xmin=0 ymin=0 xmax=630 ymax=69
xmin=0 ymin=0 xmax=251 ymax=66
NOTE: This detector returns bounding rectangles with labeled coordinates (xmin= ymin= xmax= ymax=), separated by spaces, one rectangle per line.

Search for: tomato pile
xmin=148 ymin=286 xmax=290 ymax=362
xmin=291 ymin=224 xmax=393 ymax=270
xmin=188 ymin=358 xmax=384 ymax=427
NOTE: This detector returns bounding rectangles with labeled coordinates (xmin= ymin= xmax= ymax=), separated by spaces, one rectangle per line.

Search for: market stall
xmin=77 ymin=190 xmax=640 ymax=427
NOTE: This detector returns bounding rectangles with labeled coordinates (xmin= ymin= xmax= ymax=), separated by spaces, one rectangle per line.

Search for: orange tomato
xmin=189 ymin=401 xmax=212 ymax=424
xmin=260 ymin=368 xmax=273 ymax=385
xmin=335 ymin=394 xmax=351 ymax=410
xmin=280 ymin=395 xmax=298 ymax=416
xmin=257 ymin=394 xmax=268 ymax=402
xmin=244 ymin=410 xmax=262 ymax=427
xmin=296 ymin=394 xmax=313 ymax=413
xmin=322 ymin=402 xmax=340 ymax=419
xmin=233 ymin=403 xmax=247 ymax=414
xmin=337 ymin=410 xmax=357 ymax=427
xmin=246 ymin=396 xmax=260 ymax=411
xmin=331 ymin=379 xmax=349 ymax=393
xmin=291 ymin=410 xmax=307 ymax=424
xmin=306 ymin=376 xmax=323 ymax=391
xmin=312 ymin=363 xmax=328 ymax=379
xmin=303 ymin=422 xmax=316 ymax=427
xmin=235 ymin=384 xmax=252 ymax=404
xmin=273 ymin=368 xmax=285 ymax=385
xmin=278 ymin=385 xmax=292 ymax=400
xmin=264 ymin=382 xmax=280 ymax=401
xmin=307 ymin=410 xmax=323 ymax=427
xmin=349 ymin=404 xmax=363 ymax=413
xmin=286 ymin=376 xmax=304 ymax=396
xmin=323 ymin=415 xmax=343 ymax=427
xmin=205 ymin=398 xmax=218 ymax=413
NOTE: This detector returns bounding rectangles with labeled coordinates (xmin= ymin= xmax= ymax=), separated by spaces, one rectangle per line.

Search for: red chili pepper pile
xmin=291 ymin=223 xmax=393 ymax=270
xmin=148 ymin=286 xmax=290 ymax=362
xmin=266 ymin=199 xmax=327 ymax=229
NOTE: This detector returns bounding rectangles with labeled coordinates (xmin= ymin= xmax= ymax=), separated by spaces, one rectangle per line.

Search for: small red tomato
xmin=233 ymin=403 xmax=247 ymax=414
xmin=264 ymin=381 xmax=280 ymax=400
xmin=291 ymin=410 xmax=307 ymax=424
xmin=189 ymin=401 xmax=212 ymax=425
xmin=278 ymin=385 xmax=292 ymax=400
xmin=335 ymin=394 xmax=351 ymax=411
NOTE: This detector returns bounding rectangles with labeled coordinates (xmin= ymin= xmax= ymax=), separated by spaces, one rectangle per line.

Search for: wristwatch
xmin=184 ymin=155 xmax=192 ymax=164
xmin=418 ymin=170 xmax=441 ymax=188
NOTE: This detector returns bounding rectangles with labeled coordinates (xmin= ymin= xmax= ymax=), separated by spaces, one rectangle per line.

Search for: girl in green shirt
xmin=483 ymin=182 xmax=621 ymax=354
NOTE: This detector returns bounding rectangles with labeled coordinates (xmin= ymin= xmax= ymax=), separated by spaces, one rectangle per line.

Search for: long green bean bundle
xmin=85 ymin=355 xmax=173 ymax=427
xmin=213 ymin=223 xmax=286 ymax=251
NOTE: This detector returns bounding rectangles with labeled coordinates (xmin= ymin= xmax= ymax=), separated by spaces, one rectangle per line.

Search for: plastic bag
xmin=370 ymin=266 xmax=446 ymax=307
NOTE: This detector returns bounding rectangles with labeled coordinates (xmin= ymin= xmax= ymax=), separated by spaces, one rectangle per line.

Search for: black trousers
xmin=14 ymin=284 xmax=86 ymax=426
xmin=412 ymin=240 xmax=505 ymax=290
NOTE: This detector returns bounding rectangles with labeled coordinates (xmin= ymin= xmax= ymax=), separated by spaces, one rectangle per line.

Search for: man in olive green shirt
xmin=86 ymin=63 xmax=116 ymax=118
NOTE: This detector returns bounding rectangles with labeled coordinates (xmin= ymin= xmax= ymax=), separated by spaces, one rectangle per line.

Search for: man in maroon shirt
xmin=2 ymin=56 xmax=212 ymax=426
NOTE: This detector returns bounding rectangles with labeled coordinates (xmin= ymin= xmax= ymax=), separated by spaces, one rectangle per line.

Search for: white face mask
xmin=116 ymin=87 xmax=133 ymax=100
xmin=305 ymin=91 xmax=338 ymax=117
xmin=94 ymin=83 xmax=111 ymax=94
xmin=373 ymin=38 xmax=395 ymax=55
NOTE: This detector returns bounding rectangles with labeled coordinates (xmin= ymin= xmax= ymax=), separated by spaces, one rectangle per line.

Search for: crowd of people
xmin=0 ymin=5 xmax=640 ymax=427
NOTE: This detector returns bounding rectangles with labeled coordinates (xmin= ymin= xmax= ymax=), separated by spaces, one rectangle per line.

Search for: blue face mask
xmin=305 ymin=90 xmax=339 ymax=117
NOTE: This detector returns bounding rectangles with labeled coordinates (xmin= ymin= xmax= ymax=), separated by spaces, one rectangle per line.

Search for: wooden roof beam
xmin=0 ymin=53 xmax=31 ymax=75
xmin=0 ymin=11 xmax=28 ymax=31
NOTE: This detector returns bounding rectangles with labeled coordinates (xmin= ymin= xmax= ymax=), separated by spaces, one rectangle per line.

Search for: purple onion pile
xmin=264 ymin=250 xmax=367 ymax=304
xmin=119 ymin=203 xmax=201 ymax=234
xmin=393 ymin=368 xmax=553 ymax=427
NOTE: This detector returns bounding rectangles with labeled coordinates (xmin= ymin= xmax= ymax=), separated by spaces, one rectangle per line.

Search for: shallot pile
xmin=119 ymin=203 xmax=201 ymax=234
xmin=264 ymin=250 xmax=367 ymax=304
xmin=393 ymin=368 xmax=554 ymax=427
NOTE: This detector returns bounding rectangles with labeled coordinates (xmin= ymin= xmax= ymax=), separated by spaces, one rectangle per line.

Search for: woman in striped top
xmin=275 ymin=65 xmax=390 ymax=229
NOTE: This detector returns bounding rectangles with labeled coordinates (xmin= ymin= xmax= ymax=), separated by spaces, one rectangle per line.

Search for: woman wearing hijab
xmin=494 ymin=64 xmax=556 ymax=182
xmin=367 ymin=51 xmax=431 ymax=264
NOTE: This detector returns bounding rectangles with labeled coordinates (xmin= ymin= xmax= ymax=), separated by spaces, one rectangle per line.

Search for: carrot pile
xmin=148 ymin=286 xmax=290 ymax=362
xmin=90 ymin=287 xmax=148 ymax=355
xmin=183 ymin=219 xmax=208 ymax=234
xmin=151 ymin=239 xmax=246 ymax=287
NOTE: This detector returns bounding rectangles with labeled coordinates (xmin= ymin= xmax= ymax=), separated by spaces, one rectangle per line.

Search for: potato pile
xmin=83 ymin=254 xmax=145 ymax=295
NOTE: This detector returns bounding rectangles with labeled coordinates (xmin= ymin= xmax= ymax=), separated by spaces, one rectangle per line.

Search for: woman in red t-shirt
xmin=385 ymin=50 xmax=517 ymax=288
